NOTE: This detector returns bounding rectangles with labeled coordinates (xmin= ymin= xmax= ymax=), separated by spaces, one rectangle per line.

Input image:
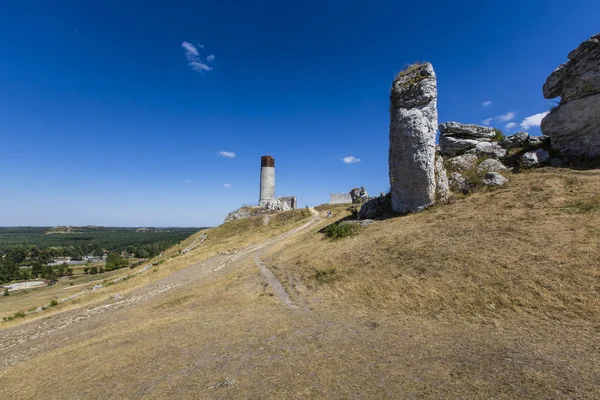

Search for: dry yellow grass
xmin=1 ymin=170 xmax=599 ymax=399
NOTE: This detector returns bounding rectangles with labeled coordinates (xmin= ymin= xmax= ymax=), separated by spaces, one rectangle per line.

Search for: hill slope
xmin=1 ymin=169 xmax=599 ymax=399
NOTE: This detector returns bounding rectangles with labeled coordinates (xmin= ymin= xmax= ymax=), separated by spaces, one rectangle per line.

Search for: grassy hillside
xmin=1 ymin=171 xmax=599 ymax=399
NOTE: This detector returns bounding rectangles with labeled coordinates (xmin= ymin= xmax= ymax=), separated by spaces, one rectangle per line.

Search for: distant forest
xmin=0 ymin=226 xmax=203 ymax=284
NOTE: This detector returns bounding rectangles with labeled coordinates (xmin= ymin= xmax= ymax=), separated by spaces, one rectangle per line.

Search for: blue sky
xmin=0 ymin=1 xmax=598 ymax=227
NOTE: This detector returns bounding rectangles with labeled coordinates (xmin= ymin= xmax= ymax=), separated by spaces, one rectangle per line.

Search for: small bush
xmin=492 ymin=128 xmax=504 ymax=142
xmin=323 ymin=223 xmax=360 ymax=240
xmin=50 ymin=299 xmax=58 ymax=307
xmin=3 ymin=288 xmax=9 ymax=297
xmin=13 ymin=311 xmax=25 ymax=319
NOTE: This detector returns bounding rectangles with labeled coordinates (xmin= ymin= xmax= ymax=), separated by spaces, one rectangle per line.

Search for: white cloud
xmin=223 ymin=183 xmax=231 ymax=188
xmin=343 ymin=156 xmax=361 ymax=164
xmin=520 ymin=112 xmax=549 ymax=130
xmin=183 ymin=180 xmax=192 ymax=184
xmin=197 ymin=43 xmax=205 ymax=49
xmin=482 ymin=101 xmax=492 ymax=107
xmin=206 ymin=54 xmax=215 ymax=62
xmin=498 ymin=112 xmax=516 ymax=122
xmin=182 ymin=41 xmax=213 ymax=73
xmin=181 ymin=41 xmax=199 ymax=57
xmin=505 ymin=122 xmax=517 ymax=130
xmin=218 ymin=151 xmax=236 ymax=158
xmin=482 ymin=112 xmax=515 ymax=126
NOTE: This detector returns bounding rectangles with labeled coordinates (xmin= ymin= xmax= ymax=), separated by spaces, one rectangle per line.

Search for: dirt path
xmin=0 ymin=213 xmax=320 ymax=369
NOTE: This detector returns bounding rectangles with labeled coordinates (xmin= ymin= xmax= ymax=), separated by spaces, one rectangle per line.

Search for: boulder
xmin=499 ymin=131 xmax=529 ymax=149
xmin=483 ymin=172 xmax=508 ymax=187
xmin=358 ymin=195 xmax=391 ymax=220
xmin=541 ymin=94 xmax=600 ymax=158
xmin=434 ymin=152 xmax=449 ymax=202
xmin=389 ymin=62 xmax=438 ymax=213
xmin=224 ymin=207 xmax=253 ymax=222
xmin=439 ymin=122 xmax=496 ymax=139
xmin=439 ymin=136 xmax=480 ymax=157
xmin=448 ymin=172 xmax=473 ymax=194
xmin=541 ymin=33 xmax=600 ymax=158
xmin=521 ymin=149 xmax=550 ymax=168
xmin=349 ymin=187 xmax=368 ymax=203
xmin=446 ymin=154 xmax=478 ymax=171
xmin=477 ymin=158 xmax=507 ymax=173
xmin=466 ymin=141 xmax=507 ymax=159
xmin=543 ymin=33 xmax=600 ymax=102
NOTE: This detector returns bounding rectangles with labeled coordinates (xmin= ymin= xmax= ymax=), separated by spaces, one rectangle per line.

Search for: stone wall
xmin=329 ymin=193 xmax=352 ymax=204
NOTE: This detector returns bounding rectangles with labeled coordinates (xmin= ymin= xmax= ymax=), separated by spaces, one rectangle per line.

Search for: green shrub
xmin=50 ymin=299 xmax=58 ymax=307
xmin=492 ymin=128 xmax=504 ymax=142
xmin=323 ymin=223 xmax=360 ymax=240
xmin=3 ymin=288 xmax=8 ymax=297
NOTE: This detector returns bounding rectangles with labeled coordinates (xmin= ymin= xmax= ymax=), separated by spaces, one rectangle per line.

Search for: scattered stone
xmin=521 ymin=149 xmax=551 ymax=168
xmin=466 ymin=141 xmax=507 ymax=159
xmin=349 ymin=187 xmax=368 ymax=203
xmin=446 ymin=154 xmax=478 ymax=171
xmin=549 ymin=158 xmax=563 ymax=168
xmin=112 ymin=293 xmax=123 ymax=301
xmin=439 ymin=136 xmax=480 ymax=157
xmin=541 ymin=33 xmax=600 ymax=158
xmin=439 ymin=122 xmax=496 ymax=139
xmin=499 ymin=132 xmax=529 ymax=149
xmin=92 ymin=284 xmax=103 ymax=291
xmin=389 ymin=62 xmax=438 ymax=213
xmin=209 ymin=378 xmax=236 ymax=389
xmin=477 ymin=158 xmax=507 ymax=173
xmin=483 ymin=172 xmax=508 ymax=186
xmin=448 ymin=172 xmax=473 ymax=194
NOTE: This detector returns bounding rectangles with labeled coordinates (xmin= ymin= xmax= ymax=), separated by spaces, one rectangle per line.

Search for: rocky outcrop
xmin=446 ymin=154 xmax=477 ymax=171
xmin=541 ymin=33 xmax=600 ymax=158
xmin=349 ymin=187 xmax=368 ymax=203
xmin=448 ymin=172 xmax=473 ymax=194
xmin=439 ymin=122 xmax=504 ymax=159
xmin=224 ymin=207 xmax=253 ymax=222
xmin=388 ymin=62 xmax=438 ymax=213
xmin=499 ymin=132 xmax=529 ymax=149
xmin=521 ymin=149 xmax=550 ymax=168
xmin=466 ymin=141 xmax=507 ymax=159
xmin=477 ymin=158 xmax=507 ymax=173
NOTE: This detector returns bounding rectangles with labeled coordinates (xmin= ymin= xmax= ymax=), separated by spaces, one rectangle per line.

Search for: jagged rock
xmin=434 ymin=152 xmax=449 ymax=202
xmin=541 ymin=94 xmax=600 ymax=158
xmin=358 ymin=195 xmax=391 ymax=220
xmin=389 ymin=62 xmax=438 ymax=213
xmin=541 ymin=33 xmax=600 ymax=158
xmin=521 ymin=149 xmax=551 ymax=168
xmin=439 ymin=136 xmax=480 ymax=157
xmin=349 ymin=187 xmax=368 ymax=203
xmin=477 ymin=158 xmax=507 ymax=173
xmin=466 ymin=142 xmax=507 ymax=159
xmin=483 ymin=172 xmax=508 ymax=186
xmin=448 ymin=172 xmax=473 ymax=194
xmin=499 ymin=132 xmax=529 ymax=149
xmin=224 ymin=207 xmax=253 ymax=222
xmin=446 ymin=154 xmax=478 ymax=171
xmin=526 ymin=135 xmax=551 ymax=149
xmin=439 ymin=122 xmax=496 ymax=139
xmin=543 ymin=33 xmax=600 ymax=102
xmin=549 ymin=158 xmax=563 ymax=168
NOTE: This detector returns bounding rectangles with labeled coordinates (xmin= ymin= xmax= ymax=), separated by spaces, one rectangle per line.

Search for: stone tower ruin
xmin=259 ymin=155 xmax=276 ymax=206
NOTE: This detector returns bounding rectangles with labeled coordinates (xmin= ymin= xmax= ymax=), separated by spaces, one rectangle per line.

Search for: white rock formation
xmin=521 ymin=149 xmax=550 ymax=168
xmin=541 ymin=33 xmax=600 ymax=158
xmin=389 ymin=62 xmax=438 ymax=213
xmin=483 ymin=172 xmax=508 ymax=187
xmin=477 ymin=158 xmax=507 ymax=173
